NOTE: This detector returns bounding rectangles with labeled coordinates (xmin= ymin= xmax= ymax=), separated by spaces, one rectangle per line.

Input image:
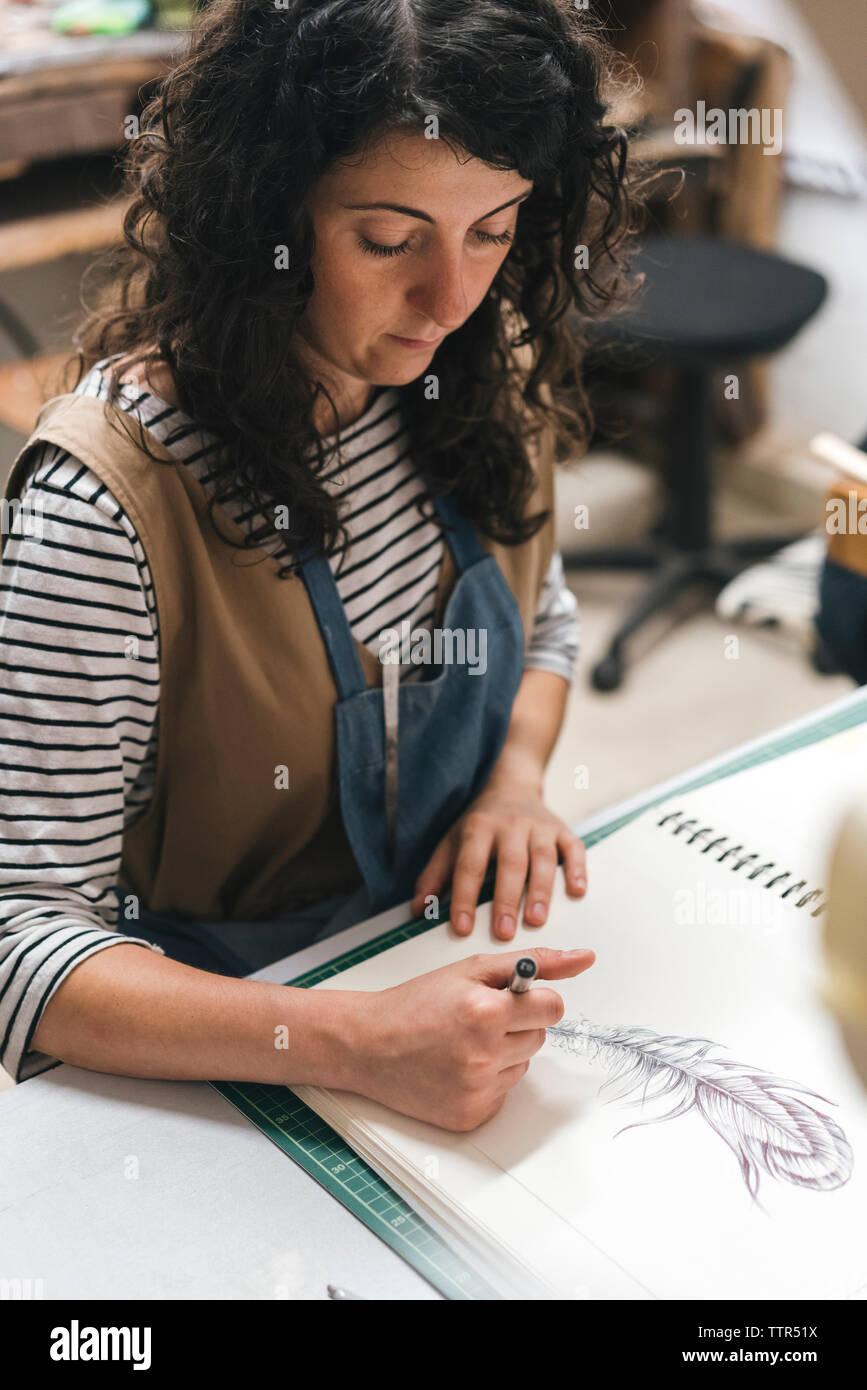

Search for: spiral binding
xmin=656 ymin=809 xmax=827 ymax=918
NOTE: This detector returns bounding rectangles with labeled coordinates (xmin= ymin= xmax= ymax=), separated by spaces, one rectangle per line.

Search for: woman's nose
xmin=408 ymin=248 xmax=470 ymax=331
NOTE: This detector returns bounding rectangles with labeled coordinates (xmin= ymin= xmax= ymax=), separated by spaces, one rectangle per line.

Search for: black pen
xmin=508 ymin=956 xmax=538 ymax=992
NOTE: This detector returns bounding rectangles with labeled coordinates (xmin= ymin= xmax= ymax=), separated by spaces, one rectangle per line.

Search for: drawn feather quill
xmin=546 ymin=1016 xmax=853 ymax=1201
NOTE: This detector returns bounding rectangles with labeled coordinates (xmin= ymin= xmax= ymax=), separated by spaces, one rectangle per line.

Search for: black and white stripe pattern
xmin=0 ymin=358 xmax=579 ymax=1082
xmin=715 ymin=533 xmax=825 ymax=646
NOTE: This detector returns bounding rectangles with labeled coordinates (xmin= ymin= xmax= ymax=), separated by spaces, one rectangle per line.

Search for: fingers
xmin=489 ymin=832 xmax=530 ymax=940
xmin=504 ymin=984 xmax=570 ymax=1032
xmin=488 ymin=829 xmax=588 ymax=941
xmin=559 ymin=828 xmax=588 ymax=900
xmin=469 ymin=1064 xmax=536 ymax=1128
xmin=446 ymin=808 xmax=588 ymax=938
xmin=448 ymin=814 xmax=497 ymax=935
xmin=499 ymin=1026 xmax=548 ymax=1066
xmin=521 ymin=833 xmax=559 ymax=928
xmin=471 ymin=944 xmax=596 ymax=989
xmin=411 ymin=834 xmax=455 ymax=916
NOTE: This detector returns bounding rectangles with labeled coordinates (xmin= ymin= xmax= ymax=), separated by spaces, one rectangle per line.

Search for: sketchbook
xmin=290 ymin=724 xmax=867 ymax=1300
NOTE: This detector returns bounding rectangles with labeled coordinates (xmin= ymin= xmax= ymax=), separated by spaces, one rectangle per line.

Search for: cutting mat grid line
xmin=213 ymin=1076 xmax=496 ymax=1299
xmin=210 ymin=689 xmax=867 ymax=1299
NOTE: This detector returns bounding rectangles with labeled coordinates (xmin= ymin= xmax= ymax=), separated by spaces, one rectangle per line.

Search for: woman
xmin=0 ymin=0 xmax=638 ymax=1128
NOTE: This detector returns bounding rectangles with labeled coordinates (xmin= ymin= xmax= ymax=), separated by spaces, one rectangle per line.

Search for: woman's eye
xmin=357 ymin=236 xmax=412 ymax=259
xmin=357 ymin=228 xmax=513 ymax=259
xmin=474 ymin=229 xmax=513 ymax=248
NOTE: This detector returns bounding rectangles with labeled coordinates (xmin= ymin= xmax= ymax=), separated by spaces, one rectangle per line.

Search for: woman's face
xmin=296 ymin=129 xmax=532 ymax=410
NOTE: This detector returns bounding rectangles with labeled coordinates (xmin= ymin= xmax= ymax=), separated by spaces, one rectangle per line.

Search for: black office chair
xmin=564 ymin=234 xmax=828 ymax=691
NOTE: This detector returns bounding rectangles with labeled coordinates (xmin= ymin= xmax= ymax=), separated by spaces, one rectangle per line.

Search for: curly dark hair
xmin=70 ymin=0 xmax=645 ymax=578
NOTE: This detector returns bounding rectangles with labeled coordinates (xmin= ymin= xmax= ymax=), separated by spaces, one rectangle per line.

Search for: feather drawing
xmin=546 ymin=1016 xmax=853 ymax=1202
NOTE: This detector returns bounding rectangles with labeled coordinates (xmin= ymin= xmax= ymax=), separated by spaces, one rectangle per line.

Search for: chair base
xmin=565 ymin=531 xmax=812 ymax=691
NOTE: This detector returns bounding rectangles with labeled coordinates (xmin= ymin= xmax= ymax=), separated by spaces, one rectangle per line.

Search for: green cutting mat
xmin=213 ymin=909 xmax=498 ymax=1300
xmin=212 ymin=688 xmax=867 ymax=1300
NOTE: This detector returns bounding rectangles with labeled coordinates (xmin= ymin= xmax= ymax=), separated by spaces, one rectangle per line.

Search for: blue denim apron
xmin=122 ymin=484 xmax=524 ymax=976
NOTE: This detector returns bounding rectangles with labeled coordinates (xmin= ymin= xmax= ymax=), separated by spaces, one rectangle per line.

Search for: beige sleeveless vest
xmin=3 ymin=391 xmax=556 ymax=921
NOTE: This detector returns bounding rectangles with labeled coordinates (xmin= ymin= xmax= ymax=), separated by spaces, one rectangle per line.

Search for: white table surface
xmin=1 ymin=686 xmax=862 ymax=1300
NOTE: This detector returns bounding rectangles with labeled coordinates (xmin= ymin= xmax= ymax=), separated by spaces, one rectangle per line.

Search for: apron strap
xmin=378 ymin=487 xmax=483 ymax=862
xmin=298 ymin=483 xmax=487 ymax=861
xmin=383 ymin=656 xmax=400 ymax=856
xmin=428 ymin=485 xmax=486 ymax=570
xmin=298 ymin=547 xmax=369 ymax=699
xmin=296 ymin=483 xmax=483 ymax=700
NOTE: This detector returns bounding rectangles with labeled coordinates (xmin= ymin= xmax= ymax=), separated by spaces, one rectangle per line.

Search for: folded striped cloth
xmin=715 ymin=531 xmax=825 ymax=647
xmin=716 ymin=454 xmax=867 ymax=686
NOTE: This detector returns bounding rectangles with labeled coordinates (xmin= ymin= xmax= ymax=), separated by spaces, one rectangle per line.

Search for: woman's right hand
xmin=336 ymin=945 xmax=595 ymax=1131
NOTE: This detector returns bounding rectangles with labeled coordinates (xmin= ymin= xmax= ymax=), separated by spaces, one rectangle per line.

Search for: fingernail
xmin=564 ymin=947 xmax=591 ymax=956
xmin=498 ymin=915 xmax=514 ymax=937
xmin=530 ymin=901 xmax=545 ymax=923
xmin=456 ymin=913 xmax=472 ymax=932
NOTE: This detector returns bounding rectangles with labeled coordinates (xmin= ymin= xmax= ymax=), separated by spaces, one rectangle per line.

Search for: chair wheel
xmin=591 ymin=653 xmax=624 ymax=691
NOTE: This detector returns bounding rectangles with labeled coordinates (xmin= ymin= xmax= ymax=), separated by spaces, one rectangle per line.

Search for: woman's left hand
xmin=410 ymin=778 xmax=587 ymax=939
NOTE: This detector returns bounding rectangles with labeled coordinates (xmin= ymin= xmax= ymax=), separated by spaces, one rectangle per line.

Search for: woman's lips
xmin=389 ymin=334 xmax=443 ymax=349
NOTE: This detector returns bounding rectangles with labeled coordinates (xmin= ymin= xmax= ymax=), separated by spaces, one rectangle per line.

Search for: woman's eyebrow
xmin=339 ymin=189 xmax=533 ymax=223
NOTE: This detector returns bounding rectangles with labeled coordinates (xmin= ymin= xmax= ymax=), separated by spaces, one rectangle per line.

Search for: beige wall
xmin=791 ymin=0 xmax=867 ymax=124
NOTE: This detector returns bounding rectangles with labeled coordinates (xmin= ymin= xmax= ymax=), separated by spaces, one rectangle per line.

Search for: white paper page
xmin=656 ymin=721 xmax=867 ymax=891
xmin=292 ymin=728 xmax=867 ymax=1299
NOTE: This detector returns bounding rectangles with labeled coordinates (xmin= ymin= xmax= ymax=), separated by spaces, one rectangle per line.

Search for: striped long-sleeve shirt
xmin=0 ymin=358 xmax=579 ymax=1082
